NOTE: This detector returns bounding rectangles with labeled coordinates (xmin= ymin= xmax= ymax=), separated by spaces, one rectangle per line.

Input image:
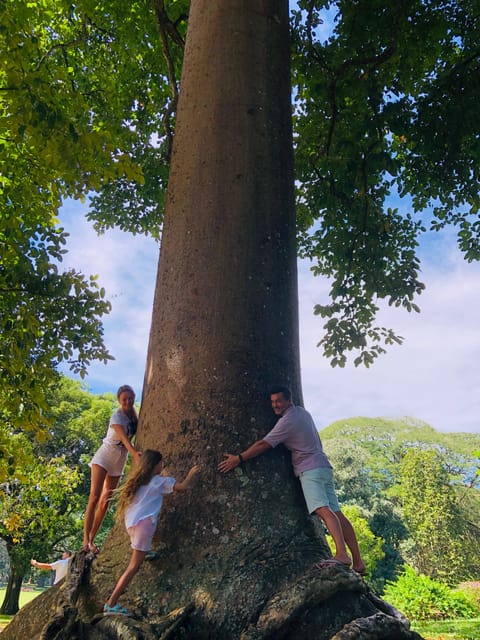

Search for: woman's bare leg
xmin=88 ymin=474 xmax=121 ymax=550
xmin=83 ymin=464 xmax=108 ymax=549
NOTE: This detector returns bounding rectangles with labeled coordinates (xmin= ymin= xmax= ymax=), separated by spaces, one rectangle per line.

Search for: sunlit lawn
xmin=0 ymin=588 xmax=43 ymax=630
xmin=411 ymin=618 xmax=480 ymax=640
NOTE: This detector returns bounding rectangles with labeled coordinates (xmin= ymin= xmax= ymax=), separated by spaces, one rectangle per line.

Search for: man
xmin=217 ymin=385 xmax=366 ymax=575
xmin=30 ymin=550 xmax=72 ymax=585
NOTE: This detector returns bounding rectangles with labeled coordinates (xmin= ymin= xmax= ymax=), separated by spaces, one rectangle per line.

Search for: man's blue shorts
xmin=299 ymin=466 xmax=340 ymax=514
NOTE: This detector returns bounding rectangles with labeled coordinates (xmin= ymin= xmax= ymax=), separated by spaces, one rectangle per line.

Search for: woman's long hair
xmin=116 ymin=449 xmax=163 ymax=518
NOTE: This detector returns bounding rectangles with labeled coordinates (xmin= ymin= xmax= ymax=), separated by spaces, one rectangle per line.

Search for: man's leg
xmin=336 ymin=510 xmax=366 ymax=574
xmin=314 ymin=506 xmax=351 ymax=566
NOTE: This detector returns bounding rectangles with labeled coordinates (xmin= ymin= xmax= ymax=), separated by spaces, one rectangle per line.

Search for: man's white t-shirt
xmin=50 ymin=558 xmax=70 ymax=584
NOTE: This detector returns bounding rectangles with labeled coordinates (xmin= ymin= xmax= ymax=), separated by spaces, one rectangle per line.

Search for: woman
xmin=83 ymin=384 xmax=140 ymax=553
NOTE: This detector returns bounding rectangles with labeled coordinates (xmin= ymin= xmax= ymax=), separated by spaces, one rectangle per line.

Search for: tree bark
xmin=2 ymin=1 xmax=424 ymax=638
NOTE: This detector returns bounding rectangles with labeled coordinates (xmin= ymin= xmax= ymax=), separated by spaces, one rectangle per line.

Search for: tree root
xmin=330 ymin=612 xmax=423 ymax=640
xmin=6 ymin=551 xmax=424 ymax=640
xmin=240 ymin=564 xmax=424 ymax=640
xmin=36 ymin=549 xmax=195 ymax=640
xmin=93 ymin=604 xmax=195 ymax=640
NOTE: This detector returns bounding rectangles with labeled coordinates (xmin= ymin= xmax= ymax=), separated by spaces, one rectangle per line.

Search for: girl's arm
xmin=174 ymin=464 xmax=201 ymax=492
xmin=110 ymin=423 xmax=141 ymax=462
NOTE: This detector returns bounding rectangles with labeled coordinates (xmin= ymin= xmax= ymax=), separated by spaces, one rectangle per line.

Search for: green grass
xmin=411 ymin=617 xmax=480 ymax=640
xmin=0 ymin=587 xmax=43 ymax=630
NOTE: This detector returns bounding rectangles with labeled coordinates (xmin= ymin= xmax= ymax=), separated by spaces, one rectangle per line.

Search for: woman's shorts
xmin=299 ymin=467 xmax=341 ymax=515
xmin=127 ymin=517 xmax=157 ymax=552
xmin=89 ymin=443 xmax=127 ymax=477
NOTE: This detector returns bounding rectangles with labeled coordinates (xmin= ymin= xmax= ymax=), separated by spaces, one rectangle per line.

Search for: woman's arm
xmin=110 ymin=423 xmax=141 ymax=462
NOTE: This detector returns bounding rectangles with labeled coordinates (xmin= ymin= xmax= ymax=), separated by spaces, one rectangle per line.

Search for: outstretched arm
xmin=174 ymin=464 xmax=201 ymax=492
xmin=31 ymin=559 xmax=53 ymax=571
xmin=217 ymin=439 xmax=271 ymax=473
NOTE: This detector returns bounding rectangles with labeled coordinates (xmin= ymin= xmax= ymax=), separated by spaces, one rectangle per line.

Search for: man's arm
xmin=217 ymin=439 xmax=272 ymax=473
xmin=31 ymin=559 xmax=53 ymax=571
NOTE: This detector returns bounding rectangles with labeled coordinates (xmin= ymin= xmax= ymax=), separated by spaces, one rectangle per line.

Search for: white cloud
xmin=59 ymin=200 xmax=158 ymax=394
xmin=299 ymin=245 xmax=480 ymax=433
xmin=59 ymin=201 xmax=479 ymax=433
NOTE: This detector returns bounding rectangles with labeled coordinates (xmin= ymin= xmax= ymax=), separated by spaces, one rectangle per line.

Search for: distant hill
xmin=320 ymin=416 xmax=480 ymax=485
xmin=321 ymin=416 xmax=480 ymax=455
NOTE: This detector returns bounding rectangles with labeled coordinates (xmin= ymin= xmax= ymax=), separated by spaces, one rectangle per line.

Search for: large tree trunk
xmin=3 ymin=1 xmax=423 ymax=638
xmin=0 ymin=561 xmax=24 ymax=615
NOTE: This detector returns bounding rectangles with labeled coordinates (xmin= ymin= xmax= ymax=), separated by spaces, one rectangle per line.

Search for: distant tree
xmin=323 ymin=433 xmax=409 ymax=591
xmin=369 ymin=502 xmax=409 ymax=593
xmin=0 ymin=443 xmax=81 ymax=614
xmin=322 ymin=439 xmax=376 ymax=508
xmin=396 ymin=449 xmax=472 ymax=584
xmin=329 ymin=505 xmax=385 ymax=576
xmin=322 ymin=418 xmax=480 ymax=589
xmin=39 ymin=378 xmax=115 ymax=471
xmin=0 ymin=377 xmax=115 ymax=613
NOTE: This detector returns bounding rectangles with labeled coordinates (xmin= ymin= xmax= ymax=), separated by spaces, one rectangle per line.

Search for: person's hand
xmin=217 ymin=453 xmax=240 ymax=474
xmin=132 ymin=449 xmax=142 ymax=463
xmin=30 ymin=559 xmax=37 ymax=567
xmin=188 ymin=464 xmax=201 ymax=478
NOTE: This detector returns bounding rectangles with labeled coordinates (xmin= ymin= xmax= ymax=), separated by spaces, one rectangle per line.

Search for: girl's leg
xmin=83 ymin=465 xmax=108 ymax=549
xmin=106 ymin=550 xmax=147 ymax=607
xmin=88 ymin=474 xmax=121 ymax=549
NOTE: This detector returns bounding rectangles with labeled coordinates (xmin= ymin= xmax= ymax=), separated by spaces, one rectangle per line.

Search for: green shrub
xmin=383 ymin=566 xmax=478 ymax=621
xmin=457 ymin=582 xmax=480 ymax=613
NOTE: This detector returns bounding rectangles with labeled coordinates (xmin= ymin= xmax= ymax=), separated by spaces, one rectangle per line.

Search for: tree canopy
xmin=1 ymin=0 xmax=479 ymax=432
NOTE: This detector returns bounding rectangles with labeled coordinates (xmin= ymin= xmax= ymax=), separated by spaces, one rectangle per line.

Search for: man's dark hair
xmin=269 ymin=385 xmax=292 ymax=400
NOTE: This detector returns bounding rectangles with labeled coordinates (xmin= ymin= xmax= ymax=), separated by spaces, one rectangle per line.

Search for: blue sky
xmin=59 ymin=200 xmax=480 ymax=434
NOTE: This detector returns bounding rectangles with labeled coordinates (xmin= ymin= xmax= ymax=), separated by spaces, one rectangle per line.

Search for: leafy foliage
xmin=395 ymin=449 xmax=471 ymax=584
xmin=321 ymin=417 xmax=480 ymax=588
xmin=384 ymin=566 xmax=479 ymax=621
xmin=2 ymin=0 xmax=479 ymax=394
xmin=334 ymin=505 xmax=384 ymax=575
xmin=0 ymin=219 xmax=112 ymax=442
xmin=0 ymin=377 xmax=115 ymax=611
xmin=291 ymin=0 xmax=480 ymax=364
xmin=0 ymin=433 xmax=81 ymax=593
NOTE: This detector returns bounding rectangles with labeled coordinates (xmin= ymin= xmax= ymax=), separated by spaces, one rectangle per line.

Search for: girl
xmin=103 ymin=449 xmax=200 ymax=616
xmin=83 ymin=384 xmax=140 ymax=553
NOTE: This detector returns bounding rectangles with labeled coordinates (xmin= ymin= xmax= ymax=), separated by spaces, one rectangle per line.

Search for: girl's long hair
xmin=116 ymin=449 xmax=163 ymax=518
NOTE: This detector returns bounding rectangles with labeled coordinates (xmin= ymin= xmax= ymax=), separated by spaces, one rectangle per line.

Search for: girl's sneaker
xmin=103 ymin=603 xmax=130 ymax=616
